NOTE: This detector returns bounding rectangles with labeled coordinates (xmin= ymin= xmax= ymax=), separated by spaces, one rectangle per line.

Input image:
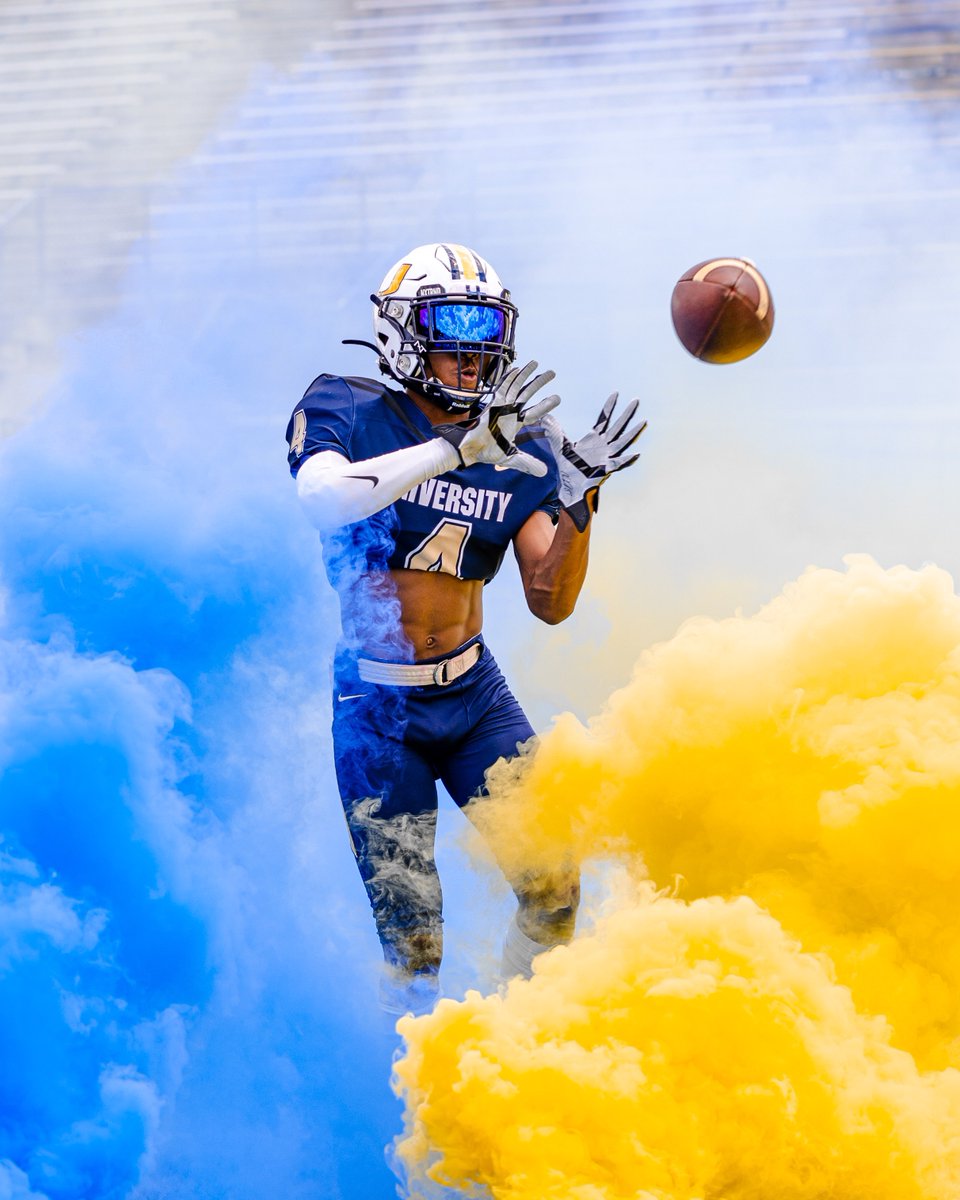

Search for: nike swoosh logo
xmin=346 ymin=474 xmax=379 ymax=487
xmin=337 ymin=692 xmax=369 ymax=702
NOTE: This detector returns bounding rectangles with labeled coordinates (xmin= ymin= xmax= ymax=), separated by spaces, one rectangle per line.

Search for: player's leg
xmin=332 ymin=682 xmax=444 ymax=1007
xmin=436 ymin=649 xmax=580 ymax=978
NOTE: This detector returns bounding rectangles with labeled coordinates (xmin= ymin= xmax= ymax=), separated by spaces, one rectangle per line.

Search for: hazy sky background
xmin=1 ymin=1 xmax=959 ymax=1196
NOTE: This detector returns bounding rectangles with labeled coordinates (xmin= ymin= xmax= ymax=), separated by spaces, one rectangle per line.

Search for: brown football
xmin=671 ymin=257 xmax=774 ymax=363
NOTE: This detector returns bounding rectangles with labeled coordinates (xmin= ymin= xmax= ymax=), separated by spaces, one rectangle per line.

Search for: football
xmin=670 ymin=257 xmax=774 ymax=363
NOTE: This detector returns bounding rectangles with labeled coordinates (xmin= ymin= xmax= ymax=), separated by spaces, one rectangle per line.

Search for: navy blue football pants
xmin=331 ymin=635 xmax=578 ymax=975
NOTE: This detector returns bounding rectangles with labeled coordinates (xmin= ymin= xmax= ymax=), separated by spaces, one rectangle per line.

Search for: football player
xmin=286 ymin=242 xmax=645 ymax=1015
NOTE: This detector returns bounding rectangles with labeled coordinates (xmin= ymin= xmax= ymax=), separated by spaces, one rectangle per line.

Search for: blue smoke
xmin=0 ymin=213 xmax=417 ymax=1198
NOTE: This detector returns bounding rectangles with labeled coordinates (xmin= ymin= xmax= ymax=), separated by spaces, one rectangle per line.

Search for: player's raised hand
xmin=543 ymin=393 xmax=647 ymax=531
xmin=435 ymin=360 xmax=560 ymax=478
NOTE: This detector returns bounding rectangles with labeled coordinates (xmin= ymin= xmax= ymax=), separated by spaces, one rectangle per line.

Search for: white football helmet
xmin=370 ymin=242 xmax=517 ymax=412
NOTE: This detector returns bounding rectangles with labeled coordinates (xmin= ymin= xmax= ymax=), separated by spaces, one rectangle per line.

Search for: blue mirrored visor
xmin=414 ymin=301 xmax=506 ymax=346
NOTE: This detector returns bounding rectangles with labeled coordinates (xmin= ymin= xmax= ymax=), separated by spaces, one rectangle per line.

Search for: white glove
xmin=543 ymin=393 xmax=647 ymax=531
xmin=435 ymin=360 xmax=560 ymax=478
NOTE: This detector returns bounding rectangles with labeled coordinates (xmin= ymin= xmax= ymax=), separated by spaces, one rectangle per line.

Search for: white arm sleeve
xmin=295 ymin=439 xmax=460 ymax=534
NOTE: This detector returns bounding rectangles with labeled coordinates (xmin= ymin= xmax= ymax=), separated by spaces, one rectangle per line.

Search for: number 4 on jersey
xmin=404 ymin=518 xmax=472 ymax=576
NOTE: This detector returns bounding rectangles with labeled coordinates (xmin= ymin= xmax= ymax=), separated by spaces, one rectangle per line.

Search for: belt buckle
xmin=433 ymin=657 xmax=453 ymax=687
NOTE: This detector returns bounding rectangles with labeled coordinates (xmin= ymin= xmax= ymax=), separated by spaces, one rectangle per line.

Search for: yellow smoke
xmin=393 ymin=557 xmax=960 ymax=1198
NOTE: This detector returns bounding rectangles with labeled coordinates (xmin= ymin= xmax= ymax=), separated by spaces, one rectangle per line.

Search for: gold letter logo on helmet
xmin=379 ymin=263 xmax=411 ymax=296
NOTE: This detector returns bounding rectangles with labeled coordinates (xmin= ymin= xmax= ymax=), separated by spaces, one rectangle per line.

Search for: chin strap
xmin=342 ymin=334 xmax=475 ymax=411
xmin=344 ymin=327 xmax=499 ymax=414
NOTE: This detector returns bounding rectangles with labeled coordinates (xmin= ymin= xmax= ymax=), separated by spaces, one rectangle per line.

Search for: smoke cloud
xmin=395 ymin=556 xmax=960 ymax=1197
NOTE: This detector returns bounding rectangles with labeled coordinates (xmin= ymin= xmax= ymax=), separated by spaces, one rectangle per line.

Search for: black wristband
xmin=434 ymin=422 xmax=471 ymax=467
xmin=562 ymin=487 xmax=600 ymax=533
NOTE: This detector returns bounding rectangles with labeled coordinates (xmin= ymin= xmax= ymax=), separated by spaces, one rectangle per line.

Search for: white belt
xmin=357 ymin=642 xmax=482 ymax=688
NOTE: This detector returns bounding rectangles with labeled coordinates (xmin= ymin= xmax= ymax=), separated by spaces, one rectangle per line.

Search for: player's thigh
xmin=332 ymin=689 xmax=440 ymax=858
xmin=439 ymin=678 xmax=535 ymax=808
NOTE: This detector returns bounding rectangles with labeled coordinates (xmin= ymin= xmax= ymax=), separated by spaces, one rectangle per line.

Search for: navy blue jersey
xmin=286 ymin=374 xmax=560 ymax=587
